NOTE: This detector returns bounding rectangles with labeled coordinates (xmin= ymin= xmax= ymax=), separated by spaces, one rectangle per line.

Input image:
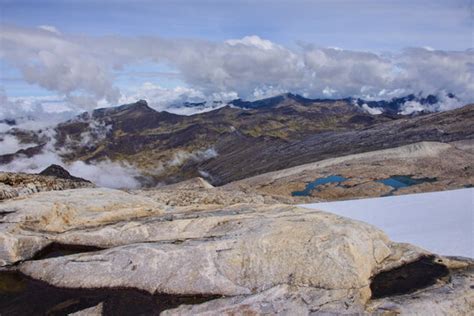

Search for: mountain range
xmin=1 ymin=93 xmax=472 ymax=187
xmin=180 ymin=92 xmax=456 ymax=115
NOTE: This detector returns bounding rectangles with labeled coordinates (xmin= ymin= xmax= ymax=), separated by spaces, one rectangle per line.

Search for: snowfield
xmin=301 ymin=188 xmax=473 ymax=258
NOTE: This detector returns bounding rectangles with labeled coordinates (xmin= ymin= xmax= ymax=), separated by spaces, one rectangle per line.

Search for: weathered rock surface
xmin=163 ymin=259 xmax=473 ymax=315
xmin=133 ymin=177 xmax=275 ymax=210
xmin=366 ymin=259 xmax=474 ymax=315
xmin=0 ymin=171 xmax=94 ymax=201
xmin=0 ymin=182 xmax=472 ymax=314
xmin=17 ymin=204 xmax=401 ymax=296
xmin=162 ymin=284 xmax=366 ymax=315
xmin=0 ymin=188 xmax=163 ymax=266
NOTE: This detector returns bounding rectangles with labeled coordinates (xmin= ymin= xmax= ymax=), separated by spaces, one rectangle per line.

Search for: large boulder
xmin=0 ymin=188 xmax=163 ymax=266
xmin=0 ymin=184 xmax=472 ymax=315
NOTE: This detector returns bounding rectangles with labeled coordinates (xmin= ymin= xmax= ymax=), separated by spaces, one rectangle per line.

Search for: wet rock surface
xmin=0 ymin=177 xmax=472 ymax=315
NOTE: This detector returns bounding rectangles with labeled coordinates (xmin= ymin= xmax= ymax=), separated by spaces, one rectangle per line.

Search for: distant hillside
xmin=0 ymin=95 xmax=472 ymax=187
xmin=186 ymin=92 xmax=457 ymax=116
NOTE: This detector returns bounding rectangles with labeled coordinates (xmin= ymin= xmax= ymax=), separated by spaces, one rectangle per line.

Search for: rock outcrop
xmin=133 ymin=177 xmax=275 ymax=209
xmin=0 ymin=171 xmax=94 ymax=201
xmin=39 ymin=164 xmax=91 ymax=183
xmin=162 ymin=259 xmax=473 ymax=315
xmin=0 ymin=182 xmax=472 ymax=315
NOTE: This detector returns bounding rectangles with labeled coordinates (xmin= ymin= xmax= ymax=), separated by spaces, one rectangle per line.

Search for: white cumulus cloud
xmin=0 ymin=24 xmax=473 ymax=117
xmin=37 ymin=25 xmax=61 ymax=35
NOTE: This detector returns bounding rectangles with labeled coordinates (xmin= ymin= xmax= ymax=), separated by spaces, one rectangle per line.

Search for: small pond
xmin=376 ymin=175 xmax=437 ymax=189
xmin=292 ymin=175 xmax=348 ymax=197
xmin=376 ymin=175 xmax=437 ymax=196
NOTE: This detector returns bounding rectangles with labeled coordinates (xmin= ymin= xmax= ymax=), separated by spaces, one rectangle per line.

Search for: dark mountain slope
xmin=199 ymin=104 xmax=474 ymax=184
xmin=228 ymin=92 xmax=452 ymax=115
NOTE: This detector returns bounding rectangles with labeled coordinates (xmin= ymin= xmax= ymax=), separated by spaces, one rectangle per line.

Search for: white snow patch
xmin=300 ymin=189 xmax=473 ymax=258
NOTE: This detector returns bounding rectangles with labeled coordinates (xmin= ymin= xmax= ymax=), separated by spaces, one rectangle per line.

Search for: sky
xmin=0 ymin=0 xmax=473 ymax=119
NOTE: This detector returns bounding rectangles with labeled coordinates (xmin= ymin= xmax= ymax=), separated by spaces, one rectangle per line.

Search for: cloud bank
xmin=0 ymin=24 xmax=473 ymax=117
xmin=0 ymin=126 xmax=142 ymax=189
xmin=0 ymin=149 xmax=142 ymax=189
xmin=0 ymin=115 xmax=218 ymax=189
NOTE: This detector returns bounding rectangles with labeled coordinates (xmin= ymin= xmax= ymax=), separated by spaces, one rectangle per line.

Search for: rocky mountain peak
xmin=91 ymin=99 xmax=156 ymax=119
xmin=39 ymin=164 xmax=91 ymax=183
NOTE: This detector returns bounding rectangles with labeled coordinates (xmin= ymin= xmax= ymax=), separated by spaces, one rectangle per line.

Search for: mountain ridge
xmin=174 ymin=92 xmax=456 ymax=115
xmin=0 ymin=96 xmax=472 ymax=187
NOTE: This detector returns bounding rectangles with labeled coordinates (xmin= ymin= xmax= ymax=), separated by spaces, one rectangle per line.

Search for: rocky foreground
xmin=0 ymin=169 xmax=93 ymax=201
xmin=0 ymin=174 xmax=472 ymax=315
